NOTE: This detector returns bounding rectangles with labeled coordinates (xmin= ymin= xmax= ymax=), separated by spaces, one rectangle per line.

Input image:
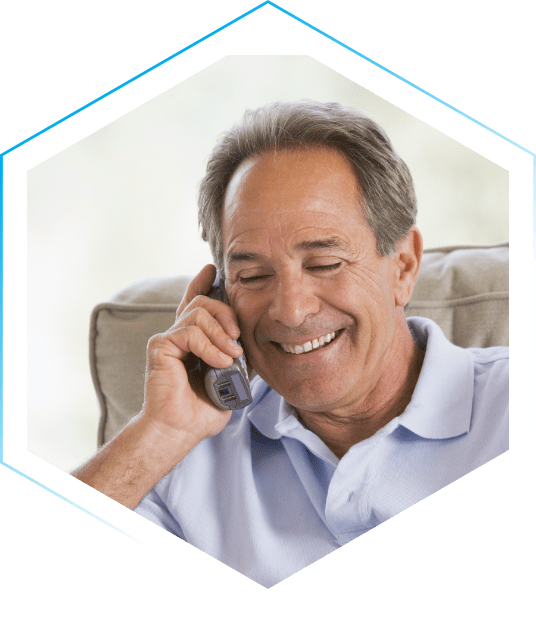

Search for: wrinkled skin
xmin=222 ymin=147 xmax=423 ymax=453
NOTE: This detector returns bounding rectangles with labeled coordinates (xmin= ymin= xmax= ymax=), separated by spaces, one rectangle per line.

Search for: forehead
xmin=222 ymin=147 xmax=367 ymax=251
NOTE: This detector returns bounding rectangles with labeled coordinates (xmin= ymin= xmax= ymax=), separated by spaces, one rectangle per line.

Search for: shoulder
xmin=467 ymin=345 xmax=509 ymax=387
xmin=467 ymin=346 xmax=508 ymax=443
xmin=467 ymin=345 xmax=509 ymax=365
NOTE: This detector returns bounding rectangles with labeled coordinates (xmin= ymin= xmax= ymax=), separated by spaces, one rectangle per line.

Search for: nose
xmin=268 ymin=272 xmax=320 ymax=328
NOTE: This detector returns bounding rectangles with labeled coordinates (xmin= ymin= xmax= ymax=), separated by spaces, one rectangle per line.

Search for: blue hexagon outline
xmin=0 ymin=0 xmax=534 ymax=539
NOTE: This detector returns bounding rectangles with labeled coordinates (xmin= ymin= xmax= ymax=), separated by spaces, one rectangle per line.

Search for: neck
xmin=296 ymin=319 xmax=424 ymax=459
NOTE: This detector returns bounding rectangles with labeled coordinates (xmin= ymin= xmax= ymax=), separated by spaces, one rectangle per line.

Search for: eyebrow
xmin=227 ymin=252 xmax=259 ymax=264
xmin=227 ymin=237 xmax=348 ymax=264
xmin=295 ymin=238 xmax=347 ymax=251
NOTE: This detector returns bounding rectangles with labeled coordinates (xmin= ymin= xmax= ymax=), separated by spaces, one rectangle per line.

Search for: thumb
xmin=176 ymin=264 xmax=217 ymax=315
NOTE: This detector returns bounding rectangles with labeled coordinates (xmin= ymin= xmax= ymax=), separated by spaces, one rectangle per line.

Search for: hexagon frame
xmin=1 ymin=0 xmax=534 ymax=610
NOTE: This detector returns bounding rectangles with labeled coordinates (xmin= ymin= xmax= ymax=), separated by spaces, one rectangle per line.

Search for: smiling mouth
xmin=275 ymin=330 xmax=342 ymax=355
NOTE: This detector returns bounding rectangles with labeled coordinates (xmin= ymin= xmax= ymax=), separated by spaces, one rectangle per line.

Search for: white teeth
xmin=279 ymin=331 xmax=339 ymax=355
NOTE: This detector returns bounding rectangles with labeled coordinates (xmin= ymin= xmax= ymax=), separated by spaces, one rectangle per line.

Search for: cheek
xmin=233 ymin=295 xmax=264 ymax=344
xmin=322 ymin=275 xmax=376 ymax=316
xmin=342 ymin=266 xmax=395 ymax=309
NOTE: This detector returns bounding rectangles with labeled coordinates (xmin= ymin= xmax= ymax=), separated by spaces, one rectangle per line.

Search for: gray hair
xmin=198 ymin=100 xmax=416 ymax=269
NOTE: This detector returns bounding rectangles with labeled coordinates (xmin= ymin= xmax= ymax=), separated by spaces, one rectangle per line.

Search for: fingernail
xmin=219 ymin=351 xmax=233 ymax=361
xmin=229 ymin=339 xmax=243 ymax=350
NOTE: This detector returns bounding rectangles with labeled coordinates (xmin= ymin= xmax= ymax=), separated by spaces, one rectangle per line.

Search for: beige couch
xmin=90 ymin=243 xmax=509 ymax=447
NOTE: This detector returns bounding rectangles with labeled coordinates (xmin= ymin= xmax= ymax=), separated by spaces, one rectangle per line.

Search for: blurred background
xmin=27 ymin=55 xmax=508 ymax=472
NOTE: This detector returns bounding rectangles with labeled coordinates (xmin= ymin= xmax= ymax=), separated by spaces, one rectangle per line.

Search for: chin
xmin=290 ymin=393 xmax=343 ymax=414
xmin=268 ymin=374 xmax=349 ymax=413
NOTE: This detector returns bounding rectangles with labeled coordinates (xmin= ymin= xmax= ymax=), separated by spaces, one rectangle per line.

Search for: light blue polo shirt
xmin=134 ymin=317 xmax=508 ymax=588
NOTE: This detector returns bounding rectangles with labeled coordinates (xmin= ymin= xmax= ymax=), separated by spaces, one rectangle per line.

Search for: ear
xmin=391 ymin=226 xmax=423 ymax=308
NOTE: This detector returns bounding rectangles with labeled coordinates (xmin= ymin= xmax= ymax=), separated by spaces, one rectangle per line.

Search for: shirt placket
xmin=324 ymin=435 xmax=383 ymax=544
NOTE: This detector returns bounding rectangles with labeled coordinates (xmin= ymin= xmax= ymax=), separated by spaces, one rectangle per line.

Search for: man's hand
xmin=141 ymin=263 xmax=244 ymax=445
xmin=72 ymin=264 xmax=244 ymax=508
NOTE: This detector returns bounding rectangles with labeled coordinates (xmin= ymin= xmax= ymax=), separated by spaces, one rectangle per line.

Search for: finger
xmin=167 ymin=325 xmax=241 ymax=369
xmin=169 ymin=306 xmax=243 ymax=361
xmin=181 ymin=298 xmax=240 ymax=341
xmin=176 ymin=267 xmax=241 ymax=340
xmin=203 ymin=299 xmax=241 ymax=341
xmin=146 ymin=329 xmax=234 ymax=376
xmin=176 ymin=264 xmax=217 ymax=316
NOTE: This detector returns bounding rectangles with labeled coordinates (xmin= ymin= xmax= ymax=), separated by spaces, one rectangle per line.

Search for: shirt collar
xmin=246 ymin=317 xmax=474 ymax=443
xmin=398 ymin=317 xmax=474 ymax=439
xmin=246 ymin=378 xmax=323 ymax=443
xmin=246 ymin=376 xmax=285 ymax=440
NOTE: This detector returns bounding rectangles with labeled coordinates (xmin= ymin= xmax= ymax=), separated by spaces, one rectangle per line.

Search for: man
xmin=74 ymin=101 xmax=508 ymax=587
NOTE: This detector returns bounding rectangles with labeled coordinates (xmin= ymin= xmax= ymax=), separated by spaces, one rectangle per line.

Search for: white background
xmin=26 ymin=53 xmax=509 ymax=474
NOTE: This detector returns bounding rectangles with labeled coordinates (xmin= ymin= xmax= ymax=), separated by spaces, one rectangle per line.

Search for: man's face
xmin=223 ymin=147 xmax=407 ymax=415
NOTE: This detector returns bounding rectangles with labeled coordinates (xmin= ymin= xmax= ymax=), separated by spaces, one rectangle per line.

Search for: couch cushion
xmin=90 ymin=243 xmax=508 ymax=445
xmin=406 ymin=243 xmax=508 ymax=348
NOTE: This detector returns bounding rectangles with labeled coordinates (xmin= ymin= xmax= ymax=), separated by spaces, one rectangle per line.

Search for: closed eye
xmin=308 ymin=263 xmax=342 ymax=272
xmin=238 ymin=263 xmax=342 ymax=285
xmin=238 ymin=274 xmax=271 ymax=284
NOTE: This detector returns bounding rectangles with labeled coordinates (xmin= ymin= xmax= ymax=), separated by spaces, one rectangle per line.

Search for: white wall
xmin=27 ymin=55 xmax=508 ymax=472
